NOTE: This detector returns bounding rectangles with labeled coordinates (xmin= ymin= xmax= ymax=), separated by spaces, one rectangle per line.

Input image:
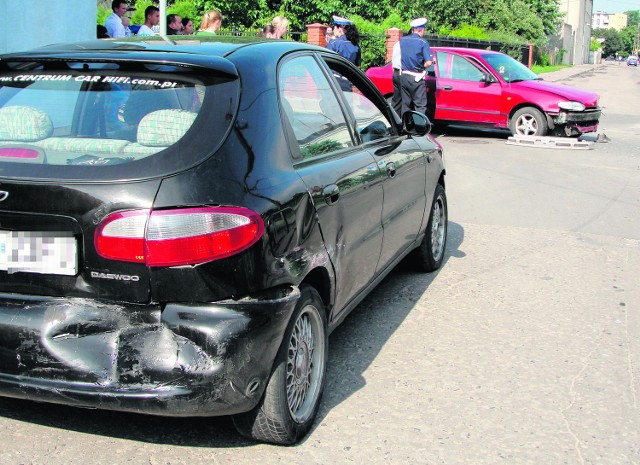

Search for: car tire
xmin=412 ymin=184 xmax=447 ymax=272
xmin=232 ymin=284 xmax=328 ymax=444
xmin=509 ymin=107 xmax=548 ymax=136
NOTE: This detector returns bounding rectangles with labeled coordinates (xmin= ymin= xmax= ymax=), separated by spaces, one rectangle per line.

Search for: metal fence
xmin=214 ymin=28 xmax=530 ymax=68
xmin=425 ymin=34 xmax=530 ymax=66
xmin=214 ymin=28 xmax=306 ymax=41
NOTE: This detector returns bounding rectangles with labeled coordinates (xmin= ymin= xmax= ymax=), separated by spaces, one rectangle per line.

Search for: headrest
xmin=137 ymin=109 xmax=197 ymax=147
xmin=0 ymin=106 xmax=53 ymax=142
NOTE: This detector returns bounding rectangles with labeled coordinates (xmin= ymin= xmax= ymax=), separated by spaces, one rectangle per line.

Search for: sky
xmin=592 ymin=0 xmax=640 ymax=13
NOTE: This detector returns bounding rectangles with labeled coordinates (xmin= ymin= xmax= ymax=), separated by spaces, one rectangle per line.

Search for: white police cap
xmin=332 ymin=15 xmax=353 ymax=26
xmin=410 ymin=17 xmax=427 ymax=29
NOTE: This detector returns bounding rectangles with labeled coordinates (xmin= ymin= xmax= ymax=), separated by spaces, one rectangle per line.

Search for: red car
xmin=366 ymin=47 xmax=601 ymax=137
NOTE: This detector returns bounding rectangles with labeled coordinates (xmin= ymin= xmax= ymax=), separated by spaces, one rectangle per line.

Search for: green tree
xmin=130 ymin=0 xmax=155 ymax=25
xmin=593 ymin=27 xmax=625 ymax=56
xmin=97 ymin=0 xmax=559 ymax=43
xmin=523 ymin=0 xmax=563 ymax=35
xmin=476 ymin=0 xmax=544 ymax=43
xmin=619 ymin=25 xmax=637 ymax=55
xmin=625 ymin=10 xmax=640 ymax=28
xmin=168 ymin=0 xmax=200 ymax=23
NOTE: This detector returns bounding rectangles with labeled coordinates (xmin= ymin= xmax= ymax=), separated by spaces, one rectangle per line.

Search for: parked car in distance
xmin=627 ymin=56 xmax=638 ymax=66
xmin=0 ymin=37 xmax=447 ymax=445
xmin=366 ymin=47 xmax=601 ymax=137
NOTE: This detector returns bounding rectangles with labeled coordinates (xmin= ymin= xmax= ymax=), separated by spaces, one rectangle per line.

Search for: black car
xmin=0 ymin=38 xmax=447 ymax=444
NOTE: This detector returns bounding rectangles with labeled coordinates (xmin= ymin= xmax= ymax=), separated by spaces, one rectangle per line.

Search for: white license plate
xmin=0 ymin=230 xmax=77 ymax=276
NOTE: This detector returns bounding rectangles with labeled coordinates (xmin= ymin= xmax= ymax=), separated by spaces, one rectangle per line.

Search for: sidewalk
xmin=537 ymin=62 xmax=605 ymax=82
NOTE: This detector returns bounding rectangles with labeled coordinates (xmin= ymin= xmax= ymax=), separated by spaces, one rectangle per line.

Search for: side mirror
xmin=402 ymin=111 xmax=431 ymax=136
xmin=481 ymin=73 xmax=497 ymax=83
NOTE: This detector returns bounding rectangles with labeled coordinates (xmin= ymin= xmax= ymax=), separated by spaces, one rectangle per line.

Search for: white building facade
xmin=592 ymin=11 xmax=629 ymax=31
xmin=0 ymin=1 xmax=96 ymax=55
xmin=558 ymin=0 xmax=594 ymax=65
xmin=592 ymin=11 xmax=609 ymax=29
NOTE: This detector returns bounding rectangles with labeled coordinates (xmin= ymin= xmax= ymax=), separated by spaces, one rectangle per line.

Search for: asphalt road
xmin=1 ymin=62 xmax=638 ymax=465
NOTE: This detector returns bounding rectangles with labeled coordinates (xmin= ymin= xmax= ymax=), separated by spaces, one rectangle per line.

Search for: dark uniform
xmin=327 ymin=17 xmax=361 ymax=91
xmin=327 ymin=35 xmax=361 ymax=67
xmin=391 ymin=41 xmax=402 ymax=116
xmin=399 ymin=27 xmax=432 ymax=116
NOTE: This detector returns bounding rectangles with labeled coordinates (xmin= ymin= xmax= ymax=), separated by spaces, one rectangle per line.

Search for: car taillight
xmin=0 ymin=148 xmax=41 ymax=159
xmin=95 ymin=207 xmax=264 ymax=266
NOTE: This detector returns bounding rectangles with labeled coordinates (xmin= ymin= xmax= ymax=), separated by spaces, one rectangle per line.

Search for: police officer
xmin=327 ymin=15 xmax=361 ymax=67
xmin=399 ymin=17 xmax=433 ymax=117
xmin=327 ymin=15 xmax=361 ymax=91
xmin=391 ymin=39 xmax=402 ymax=116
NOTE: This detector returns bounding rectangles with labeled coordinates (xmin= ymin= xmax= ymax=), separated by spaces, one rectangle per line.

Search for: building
xmin=592 ymin=11 xmax=609 ymax=29
xmin=0 ymin=1 xmax=96 ymax=55
xmin=558 ymin=0 xmax=594 ymax=65
xmin=592 ymin=11 xmax=628 ymax=31
xmin=608 ymin=13 xmax=629 ymax=31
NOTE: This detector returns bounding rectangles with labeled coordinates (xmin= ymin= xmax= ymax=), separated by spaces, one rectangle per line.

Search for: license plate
xmin=0 ymin=231 xmax=77 ymax=276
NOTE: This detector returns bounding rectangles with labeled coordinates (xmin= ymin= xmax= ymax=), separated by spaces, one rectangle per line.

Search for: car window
xmin=482 ymin=52 xmax=539 ymax=82
xmin=436 ymin=52 xmax=451 ymax=78
xmin=4 ymin=79 xmax=79 ymax=134
xmin=279 ymin=56 xmax=352 ymax=159
xmin=0 ymin=70 xmax=207 ymax=167
xmin=449 ymin=55 xmax=484 ymax=81
xmin=327 ymin=71 xmax=392 ymax=144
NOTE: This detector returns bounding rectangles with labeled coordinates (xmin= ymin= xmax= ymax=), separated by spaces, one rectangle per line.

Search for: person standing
xmin=167 ymin=14 xmax=183 ymax=35
xmin=196 ymin=10 xmax=223 ymax=36
xmin=399 ymin=17 xmax=433 ymax=117
xmin=391 ymin=39 xmax=402 ymax=116
xmin=181 ymin=17 xmax=194 ymax=35
xmin=121 ymin=16 xmax=132 ymax=37
xmin=104 ymin=0 xmax=128 ymax=39
xmin=258 ymin=23 xmax=276 ymax=38
xmin=136 ymin=6 xmax=160 ymax=36
xmin=271 ymin=16 xmax=289 ymax=39
xmin=327 ymin=15 xmax=361 ymax=67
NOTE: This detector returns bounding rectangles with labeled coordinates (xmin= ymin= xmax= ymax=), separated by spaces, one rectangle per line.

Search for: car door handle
xmin=442 ymin=85 xmax=453 ymax=91
xmin=386 ymin=162 xmax=396 ymax=178
xmin=322 ymin=184 xmax=340 ymax=205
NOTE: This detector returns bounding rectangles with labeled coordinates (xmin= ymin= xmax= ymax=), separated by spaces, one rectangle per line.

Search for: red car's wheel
xmin=509 ymin=107 xmax=548 ymax=136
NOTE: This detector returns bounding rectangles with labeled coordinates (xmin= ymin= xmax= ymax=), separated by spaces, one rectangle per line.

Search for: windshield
xmin=482 ymin=53 xmax=539 ymax=83
xmin=0 ymin=70 xmax=205 ymax=167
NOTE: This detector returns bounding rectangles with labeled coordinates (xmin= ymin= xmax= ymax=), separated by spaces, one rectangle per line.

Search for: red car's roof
xmin=430 ymin=47 xmax=501 ymax=57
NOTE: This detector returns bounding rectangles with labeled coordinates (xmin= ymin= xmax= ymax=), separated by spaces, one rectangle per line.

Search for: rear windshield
xmin=0 ymin=63 xmax=237 ymax=180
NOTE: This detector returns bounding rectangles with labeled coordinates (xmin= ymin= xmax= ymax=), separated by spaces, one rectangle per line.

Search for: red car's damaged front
xmin=366 ymin=47 xmax=601 ymax=137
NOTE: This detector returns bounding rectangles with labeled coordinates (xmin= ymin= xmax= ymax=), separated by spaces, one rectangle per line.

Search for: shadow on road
xmin=311 ymin=221 xmax=465 ymax=434
xmin=0 ymin=222 xmax=466 ymax=448
xmin=431 ymin=124 xmax=511 ymax=140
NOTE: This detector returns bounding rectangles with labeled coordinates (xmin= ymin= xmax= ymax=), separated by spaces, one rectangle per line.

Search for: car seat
xmin=0 ymin=106 xmax=53 ymax=142
xmin=122 ymin=109 xmax=197 ymax=158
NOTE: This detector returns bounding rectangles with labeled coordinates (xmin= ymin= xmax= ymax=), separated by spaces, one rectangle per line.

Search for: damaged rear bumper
xmin=0 ymin=286 xmax=299 ymax=416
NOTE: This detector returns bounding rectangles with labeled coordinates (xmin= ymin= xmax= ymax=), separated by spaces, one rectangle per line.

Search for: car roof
xmin=0 ymin=38 xmax=326 ymax=72
xmin=431 ymin=47 xmax=501 ymax=57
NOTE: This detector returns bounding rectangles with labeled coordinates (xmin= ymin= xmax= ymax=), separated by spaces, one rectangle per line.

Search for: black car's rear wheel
xmin=233 ymin=285 xmax=328 ymax=444
xmin=412 ymin=184 xmax=447 ymax=272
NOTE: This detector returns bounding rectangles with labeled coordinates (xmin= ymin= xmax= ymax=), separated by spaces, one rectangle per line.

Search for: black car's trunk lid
xmin=0 ymin=180 xmax=161 ymax=303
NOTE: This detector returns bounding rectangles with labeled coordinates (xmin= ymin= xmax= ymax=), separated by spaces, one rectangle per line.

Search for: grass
xmin=531 ymin=64 xmax=572 ymax=74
